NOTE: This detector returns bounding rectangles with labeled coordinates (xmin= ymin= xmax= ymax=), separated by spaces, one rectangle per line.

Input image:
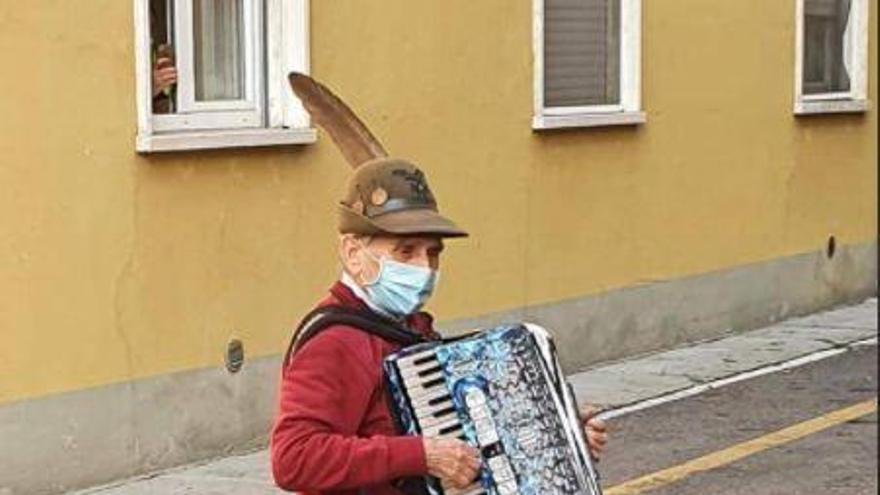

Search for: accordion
xmin=384 ymin=324 xmax=603 ymax=495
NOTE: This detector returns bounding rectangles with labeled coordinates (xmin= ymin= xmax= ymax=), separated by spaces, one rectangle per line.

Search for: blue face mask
xmin=361 ymin=250 xmax=439 ymax=318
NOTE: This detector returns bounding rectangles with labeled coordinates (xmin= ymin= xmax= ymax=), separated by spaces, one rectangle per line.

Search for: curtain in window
xmin=193 ymin=0 xmax=245 ymax=101
xmin=545 ymin=0 xmax=621 ymax=107
xmin=803 ymin=0 xmax=851 ymax=94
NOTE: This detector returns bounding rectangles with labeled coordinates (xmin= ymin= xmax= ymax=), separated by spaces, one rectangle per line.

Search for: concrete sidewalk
xmin=74 ymin=298 xmax=878 ymax=494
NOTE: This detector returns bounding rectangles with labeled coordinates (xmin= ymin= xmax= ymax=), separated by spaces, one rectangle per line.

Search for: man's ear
xmin=339 ymin=234 xmax=364 ymax=278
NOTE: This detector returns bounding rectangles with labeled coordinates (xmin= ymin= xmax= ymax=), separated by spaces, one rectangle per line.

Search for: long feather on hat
xmin=288 ymin=72 xmax=387 ymax=168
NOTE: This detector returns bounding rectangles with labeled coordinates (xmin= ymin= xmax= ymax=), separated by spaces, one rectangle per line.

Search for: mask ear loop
xmin=356 ymin=237 xmax=384 ymax=286
xmin=337 ymin=234 xmax=379 ymax=286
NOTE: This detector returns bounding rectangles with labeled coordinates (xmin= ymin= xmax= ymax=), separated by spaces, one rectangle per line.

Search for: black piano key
xmin=417 ymin=364 xmax=443 ymax=377
xmin=413 ymin=354 xmax=437 ymax=366
xmin=423 ymin=376 xmax=445 ymax=388
xmin=427 ymin=394 xmax=452 ymax=406
xmin=432 ymin=405 xmax=456 ymax=417
xmin=439 ymin=423 xmax=464 ymax=436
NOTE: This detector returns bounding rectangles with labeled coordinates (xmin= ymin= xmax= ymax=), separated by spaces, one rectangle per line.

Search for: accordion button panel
xmin=487 ymin=455 xmax=514 ymax=482
xmin=496 ymin=480 xmax=519 ymax=495
xmin=464 ymin=389 xmax=500 ymax=447
xmin=464 ymin=388 xmax=487 ymax=408
xmin=475 ymin=419 xmax=499 ymax=446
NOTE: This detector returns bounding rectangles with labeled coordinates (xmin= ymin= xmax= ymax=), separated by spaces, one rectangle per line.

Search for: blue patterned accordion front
xmin=383 ymin=324 xmax=602 ymax=495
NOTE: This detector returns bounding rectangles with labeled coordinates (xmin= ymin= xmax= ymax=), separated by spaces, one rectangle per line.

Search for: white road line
xmin=598 ymin=336 xmax=878 ymax=420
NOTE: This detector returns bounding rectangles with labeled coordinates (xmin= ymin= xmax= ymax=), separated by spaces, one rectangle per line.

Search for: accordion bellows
xmin=384 ymin=324 xmax=603 ymax=495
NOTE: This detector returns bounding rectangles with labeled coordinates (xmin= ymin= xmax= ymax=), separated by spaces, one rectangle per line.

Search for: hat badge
xmin=371 ymin=187 xmax=389 ymax=206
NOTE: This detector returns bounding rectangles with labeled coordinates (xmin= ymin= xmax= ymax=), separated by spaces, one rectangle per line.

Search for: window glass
xmin=193 ymin=0 xmax=245 ymax=101
xmin=803 ymin=0 xmax=851 ymax=94
xmin=544 ymin=0 xmax=621 ymax=107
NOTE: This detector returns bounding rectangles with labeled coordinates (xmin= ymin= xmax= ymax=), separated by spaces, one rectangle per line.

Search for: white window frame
xmin=533 ymin=0 xmax=645 ymax=130
xmin=153 ymin=0 xmax=264 ymax=132
xmin=134 ymin=0 xmax=315 ymax=152
xmin=794 ymin=0 xmax=871 ymax=115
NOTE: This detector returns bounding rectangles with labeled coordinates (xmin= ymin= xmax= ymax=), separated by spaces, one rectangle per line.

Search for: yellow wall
xmin=1 ymin=0 xmax=876 ymax=404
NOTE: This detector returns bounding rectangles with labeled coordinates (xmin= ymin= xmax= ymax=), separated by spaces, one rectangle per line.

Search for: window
xmin=134 ymin=0 xmax=315 ymax=152
xmin=533 ymin=0 xmax=644 ymax=130
xmin=795 ymin=0 xmax=870 ymax=115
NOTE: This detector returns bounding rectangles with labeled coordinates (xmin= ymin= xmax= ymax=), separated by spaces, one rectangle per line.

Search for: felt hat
xmin=288 ymin=73 xmax=467 ymax=238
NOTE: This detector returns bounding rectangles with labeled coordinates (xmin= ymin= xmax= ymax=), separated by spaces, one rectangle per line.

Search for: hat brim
xmin=338 ymin=205 xmax=468 ymax=238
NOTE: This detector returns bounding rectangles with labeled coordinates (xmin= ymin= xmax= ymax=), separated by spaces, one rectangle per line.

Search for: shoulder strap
xmin=282 ymin=305 xmax=428 ymax=369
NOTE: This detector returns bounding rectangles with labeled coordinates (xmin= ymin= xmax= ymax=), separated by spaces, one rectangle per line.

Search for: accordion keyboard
xmin=396 ymin=350 xmax=485 ymax=495
xmin=385 ymin=324 xmax=602 ymax=495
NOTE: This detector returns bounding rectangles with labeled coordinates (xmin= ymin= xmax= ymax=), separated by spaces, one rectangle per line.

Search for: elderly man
xmin=270 ymin=74 xmax=607 ymax=495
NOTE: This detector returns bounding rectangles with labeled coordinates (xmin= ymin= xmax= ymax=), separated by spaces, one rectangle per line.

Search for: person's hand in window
xmin=152 ymin=44 xmax=177 ymax=98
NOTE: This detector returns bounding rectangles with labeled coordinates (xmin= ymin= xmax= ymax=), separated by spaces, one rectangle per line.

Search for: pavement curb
xmin=597 ymin=336 xmax=877 ymax=420
xmin=569 ymin=298 xmax=877 ymax=417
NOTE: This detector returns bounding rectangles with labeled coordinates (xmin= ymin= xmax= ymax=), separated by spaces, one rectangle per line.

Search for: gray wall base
xmin=442 ymin=241 xmax=878 ymax=373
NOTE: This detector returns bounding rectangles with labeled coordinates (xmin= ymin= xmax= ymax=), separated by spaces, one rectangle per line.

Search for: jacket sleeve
xmin=270 ymin=328 xmax=427 ymax=492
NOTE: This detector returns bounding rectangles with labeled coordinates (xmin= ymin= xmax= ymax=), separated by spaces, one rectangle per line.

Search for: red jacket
xmin=271 ymin=281 xmax=437 ymax=494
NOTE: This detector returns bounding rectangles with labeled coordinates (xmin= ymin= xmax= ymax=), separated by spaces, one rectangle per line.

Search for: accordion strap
xmin=282 ymin=305 xmax=428 ymax=369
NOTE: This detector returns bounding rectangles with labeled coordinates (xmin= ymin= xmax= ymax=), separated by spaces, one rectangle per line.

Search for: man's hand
xmin=580 ymin=405 xmax=609 ymax=460
xmin=423 ymin=437 xmax=481 ymax=489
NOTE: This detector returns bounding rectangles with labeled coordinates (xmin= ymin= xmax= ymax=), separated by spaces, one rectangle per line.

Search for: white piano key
xmin=402 ymin=378 xmax=447 ymax=399
xmin=415 ymin=397 xmax=454 ymax=415
xmin=414 ymin=409 xmax=456 ymax=427
xmin=409 ymin=388 xmax=451 ymax=408
xmin=422 ymin=417 xmax=463 ymax=437
xmin=415 ymin=408 xmax=457 ymax=429
xmin=400 ymin=365 xmax=443 ymax=381
xmin=419 ymin=414 xmax=461 ymax=433
xmin=398 ymin=361 xmax=443 ymax=380
xmin=401 ymin=369 xmax=443 ymax=388
xmin=394 ymin=349 xmax=437 ymax=369
xmin=443 ymin=482 xmax=485 ymax=495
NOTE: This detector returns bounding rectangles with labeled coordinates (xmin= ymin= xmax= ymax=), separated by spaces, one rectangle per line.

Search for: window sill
xmin=794 ymin=99 xmax=870 ymax=116
xmin=532 ymin=111 xmax=646 ymax=130
xmin=136 ymin=127 xmax=317 ymax=153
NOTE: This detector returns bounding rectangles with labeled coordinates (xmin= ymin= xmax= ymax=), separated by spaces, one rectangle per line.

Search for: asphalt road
xmin=597 ymin=345 xmax=878 ymax=495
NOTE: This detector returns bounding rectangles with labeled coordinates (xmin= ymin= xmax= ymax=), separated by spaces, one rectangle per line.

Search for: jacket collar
xmin=328 ymin=275 xmax=438 ymax=339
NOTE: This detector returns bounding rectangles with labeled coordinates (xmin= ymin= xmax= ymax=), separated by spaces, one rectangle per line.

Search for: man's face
xmin=341 ymin=234 xmax=445 ymax=286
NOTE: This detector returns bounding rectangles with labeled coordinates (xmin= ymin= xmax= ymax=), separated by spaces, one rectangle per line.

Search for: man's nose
xmin=408 ymin=252 xmax=434 ymax=269
xmin=410 ymin=255 xmax=431 ymax=268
